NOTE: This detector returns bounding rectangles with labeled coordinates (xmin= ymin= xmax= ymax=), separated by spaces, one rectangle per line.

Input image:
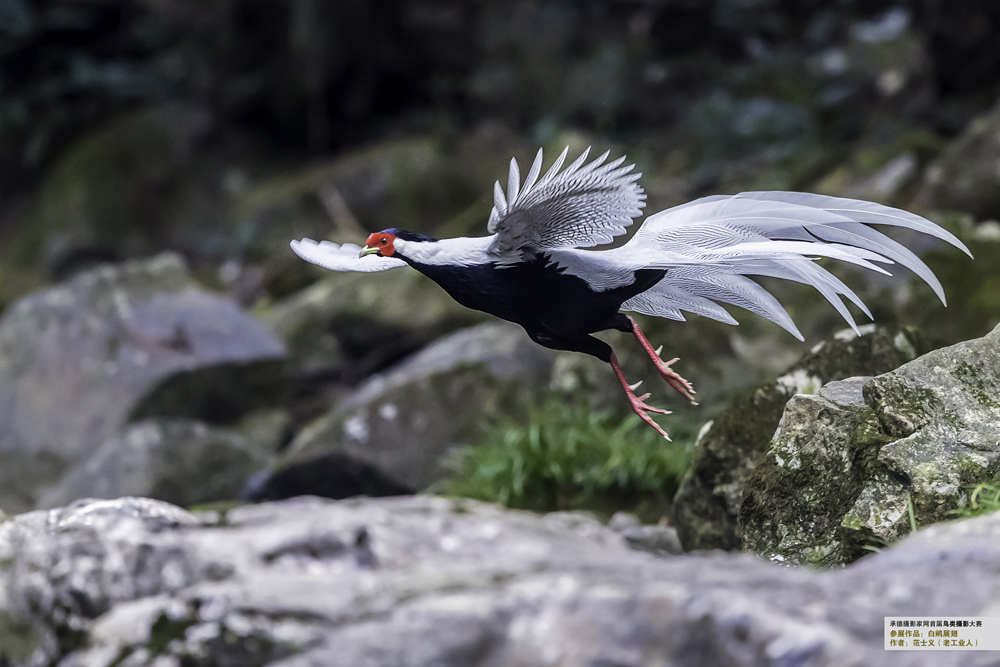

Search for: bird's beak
xmin=359 ymin=245 xmax=380 ymax=258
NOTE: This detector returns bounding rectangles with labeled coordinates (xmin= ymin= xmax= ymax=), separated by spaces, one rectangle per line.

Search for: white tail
xmin=622 ymin=191 xmax=971 ymax=340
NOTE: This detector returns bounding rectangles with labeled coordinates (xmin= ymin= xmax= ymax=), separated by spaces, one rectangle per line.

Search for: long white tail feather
xmin=620 ymin=190 xmax=968 ymax=337
xmin=734 ymin=191 xmax=971 ymax=255
xmin=685 ymin=274 xmax=802 ymax=339
xmin=624 ymin=281 xmax=739 ymax=325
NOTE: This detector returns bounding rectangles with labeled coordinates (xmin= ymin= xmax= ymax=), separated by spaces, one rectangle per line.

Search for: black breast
xmin=409 ymin=254 xmax=664 ymax=337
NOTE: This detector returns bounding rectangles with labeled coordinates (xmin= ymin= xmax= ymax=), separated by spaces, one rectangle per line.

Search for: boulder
xmin=741 ymin=323 xmax=1000 ymax=565
xmin=37 ymin=419 xmax=274 ymax=510
xmin=0 ymin=254 xmax=287 ymax=513
xmin=672 ymin=325 xmax=931 ymax=551
xmin=5 ymin=495 xmax=1000 ymax=666
xmin=254 ymin=322 xmax=553 ymax=496
xmin=261 ymin=268 xmax=485 ymax=382
xmin=916 ymin=97 xmax=1000 ymax=219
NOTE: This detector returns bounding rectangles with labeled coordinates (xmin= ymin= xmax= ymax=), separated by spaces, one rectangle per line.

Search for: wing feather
xmin=290 ymin=239 xmax=407 ymax=272
xmin=507 ymin=157 xmax=520 ymax=207
xmin=487 ymin=146 xmax=646 ymax=259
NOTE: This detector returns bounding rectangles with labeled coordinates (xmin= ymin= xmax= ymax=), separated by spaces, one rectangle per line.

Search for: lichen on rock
xmin=740 ymin=323 xmax=1000 ymax=565
xmin=672 ymin=324 xmax=929 ymax=552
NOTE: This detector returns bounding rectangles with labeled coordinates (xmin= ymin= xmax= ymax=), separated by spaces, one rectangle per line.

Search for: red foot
xmin=610 ymin=352 xmax=673 ymax=440
xmin=627 ymin=315 xmax=697 ymax=404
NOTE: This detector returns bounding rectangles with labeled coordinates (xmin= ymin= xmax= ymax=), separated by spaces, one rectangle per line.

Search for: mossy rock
xmin=740 ymin=323 xmax=1000 ymax=565
xmin=11 ymin=103 xmax=211 ymax=273
xmin=916 ymin=98 xmax=1000 ymax=220
xmin=672 ymin=324 xmax=931 ymax=552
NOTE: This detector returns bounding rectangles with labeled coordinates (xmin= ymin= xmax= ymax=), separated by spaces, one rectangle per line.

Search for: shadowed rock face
xmin=37 ymin=419 xmax=275 ymax=510
xmin=741 ymin=323 xmax=1000 ymax=566
xmin=2 ymin=495 xmax=1000 ymax=667
xmin=672 ymin=325 xmax=930 ymax=552
xmin=256 ymin=322 xmax=554 ymax=497
xmin=0 ymin=254 xmax=288 ymax=513
xmin=916 ymin=98 xmax=1000 ymax=220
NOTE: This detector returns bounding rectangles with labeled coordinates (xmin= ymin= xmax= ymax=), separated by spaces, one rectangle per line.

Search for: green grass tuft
xmin=953 ymin=483 xmax=1000 ymax=519
xmin=437 ymin=400 xmax=694 ymax=523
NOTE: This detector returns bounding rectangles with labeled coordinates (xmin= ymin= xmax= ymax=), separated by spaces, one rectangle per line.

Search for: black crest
xmin=381 ymin=228 xmax=437 ymax=243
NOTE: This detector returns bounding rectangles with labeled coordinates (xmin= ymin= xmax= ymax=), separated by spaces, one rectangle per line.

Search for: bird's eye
xmin=380 ymin=238 xmax=387 ymax=245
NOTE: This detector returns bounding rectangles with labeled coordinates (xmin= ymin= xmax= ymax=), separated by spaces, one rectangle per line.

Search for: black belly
xmin=410 ymin=254 xmax=664 ymax=338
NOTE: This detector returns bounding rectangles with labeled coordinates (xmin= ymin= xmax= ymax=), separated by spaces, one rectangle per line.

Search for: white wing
xmin=622 ymin=192 xmax=971 ymax=339
xmin=290 ymin=239 xmax=407 ymax=272
xmin=487 ymin=146 xmax=646 ymax=259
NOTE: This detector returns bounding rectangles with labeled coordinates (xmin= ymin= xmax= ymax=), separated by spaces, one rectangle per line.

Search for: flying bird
xmin=291 ymin=147 xmax=970 ymax=439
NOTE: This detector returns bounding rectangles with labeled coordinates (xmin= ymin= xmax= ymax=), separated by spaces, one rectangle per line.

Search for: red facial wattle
xmin=364 ymin=232 xmax=396 ymax=257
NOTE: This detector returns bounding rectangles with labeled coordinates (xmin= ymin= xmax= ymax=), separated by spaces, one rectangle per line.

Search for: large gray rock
xmin=0 ymin=254 xmax=287 ymax=513
xmin=258 ymin=322 xmax=553 ymax=496
xmin=37 ymin=419 xmax=274 ymax=510
xmin=261 ymin=268 xmax=485 ymax=381
xmin=5 ymin=495 xmax=1000 ymax=666
xmin=741 ymin=323 xmax=1000 ymax=565
xmin=672 ymin=325 xmax=929 ymax=552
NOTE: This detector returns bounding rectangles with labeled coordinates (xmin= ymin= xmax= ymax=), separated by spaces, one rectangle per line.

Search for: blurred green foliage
xmin=953 ymin=483 xmax=1000 ymax=519
xmin=905 ymin=235 xmax=1000 ymax=343
xmin=439 ymin=400 xmax=694 ymax=523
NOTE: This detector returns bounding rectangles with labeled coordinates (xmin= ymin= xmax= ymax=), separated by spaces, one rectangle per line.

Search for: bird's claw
xmin=610 ymin=349 xmax=673 ymax=440
xmin=627 ymin=389 xmax=673 ymax=440
xmin=649 ymin=352 xmax=698 ymax=404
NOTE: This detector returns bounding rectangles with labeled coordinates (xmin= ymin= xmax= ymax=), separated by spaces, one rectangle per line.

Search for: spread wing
xmin=290 ymin=239 xmax=407 ymax=272
xmin=487 ymin=146 xmax=646 ymax=260
xmin=621 ymin=191 xmax=972 ymax=339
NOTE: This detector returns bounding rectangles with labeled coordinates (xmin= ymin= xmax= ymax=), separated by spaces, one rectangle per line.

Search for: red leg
xmin=626 ymin=315 xmax=697 ymax=405
xmin=610 ymin=351 xmax=672 ymax=440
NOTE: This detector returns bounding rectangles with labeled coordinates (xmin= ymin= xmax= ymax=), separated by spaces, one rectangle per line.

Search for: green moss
xmin=10 ymin=106 xmax=207 ymax=267
xmin=951 ymin=360 xmax=1000 ymax=409
xmin=906 ymin=239 xmax=1000 ymax=345
xmin=953 ymin=481 xmax=1000 ymax=518
xmin=0 ymin=611 xmax=41 ymax=665
xmin=148 ymin=611 xmax=198 ymax=655
xmin=866 ymin=376 xmax=950 ymax=436
xmin=842 ymin=514 xmax=866 ymax=531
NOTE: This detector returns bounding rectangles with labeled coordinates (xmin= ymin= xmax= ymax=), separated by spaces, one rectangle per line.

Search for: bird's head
xmin=360 ymin=228 xmax=438 ymax=259
xmin=361 ymin=231 xmax=397 ymax=257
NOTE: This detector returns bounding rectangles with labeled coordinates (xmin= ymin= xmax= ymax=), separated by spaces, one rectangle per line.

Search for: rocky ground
xmin=2 ymin=495 xmax=1000 ymax=667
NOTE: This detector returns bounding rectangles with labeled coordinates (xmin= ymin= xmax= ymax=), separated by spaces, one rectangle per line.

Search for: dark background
xmin=2 ymin=0 xmax=999 ymax=339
